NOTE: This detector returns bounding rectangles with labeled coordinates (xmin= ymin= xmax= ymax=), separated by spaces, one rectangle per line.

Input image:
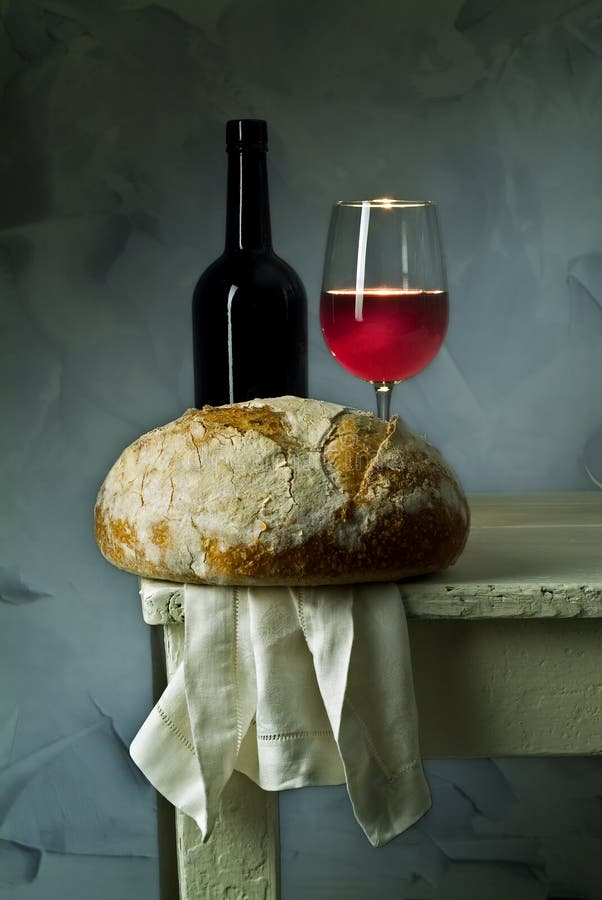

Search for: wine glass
xmin=320 ymin=198 xmax=449 ymax=419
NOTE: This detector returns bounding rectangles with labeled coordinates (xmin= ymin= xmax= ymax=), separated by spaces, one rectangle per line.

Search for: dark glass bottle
xmin=192 ymin=119 xmax=308 ymax=408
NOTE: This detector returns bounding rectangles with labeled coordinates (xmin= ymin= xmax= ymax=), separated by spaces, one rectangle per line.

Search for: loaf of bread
xmin=95 ymin=396 xmax=469 ymax=586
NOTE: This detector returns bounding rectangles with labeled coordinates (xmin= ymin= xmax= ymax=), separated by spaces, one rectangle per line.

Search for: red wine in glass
xmin=320 ymin=199 xmax=449 ymax=418
xmin=320 ymin=288 xmax=448 ymax=383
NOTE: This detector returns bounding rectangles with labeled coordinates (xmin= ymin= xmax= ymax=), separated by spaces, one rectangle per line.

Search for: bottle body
xmin=192 ymin=119 xmax=308 ymax=408
xmin=193 ymin=250 xmax=307 ymax=406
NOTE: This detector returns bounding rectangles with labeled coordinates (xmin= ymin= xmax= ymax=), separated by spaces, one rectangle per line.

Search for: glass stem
xmin=375 ymin=382 xmax=394 ymax=419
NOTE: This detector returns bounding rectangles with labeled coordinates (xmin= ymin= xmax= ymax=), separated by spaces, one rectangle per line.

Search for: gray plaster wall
xmin=1 ymin=1 xmax=601 ymax=898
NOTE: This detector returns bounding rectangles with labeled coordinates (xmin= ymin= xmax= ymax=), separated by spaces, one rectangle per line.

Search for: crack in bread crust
xmin=322 ymin=412 xmax=390 ymax=497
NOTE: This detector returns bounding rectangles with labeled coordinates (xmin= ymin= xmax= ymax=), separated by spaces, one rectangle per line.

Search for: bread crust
xmin=94 ymin=397 xmax=470 ymax=586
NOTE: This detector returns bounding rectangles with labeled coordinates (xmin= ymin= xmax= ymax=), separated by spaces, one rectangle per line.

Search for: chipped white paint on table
xmin=142 ymin=492 xmax=602 ymax=899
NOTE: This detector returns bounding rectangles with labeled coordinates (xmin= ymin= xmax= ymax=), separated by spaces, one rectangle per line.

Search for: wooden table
xmin=142 ymin=492 xmax=602 ymax=900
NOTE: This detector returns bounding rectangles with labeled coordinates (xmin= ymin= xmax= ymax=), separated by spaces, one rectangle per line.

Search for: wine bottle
xmin=192 ymin=119 xmax=308 ymax=408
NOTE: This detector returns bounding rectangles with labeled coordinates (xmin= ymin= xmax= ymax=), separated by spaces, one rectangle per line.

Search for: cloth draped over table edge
xmin=130 ymin=581 xmax=431 ymax=848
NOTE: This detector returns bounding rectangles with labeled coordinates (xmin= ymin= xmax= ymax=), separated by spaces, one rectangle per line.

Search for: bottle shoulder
xmin=268 ymin=251 xmax=307 ymax=288
xmin=193 ymin=250 xmax=306 ymax=297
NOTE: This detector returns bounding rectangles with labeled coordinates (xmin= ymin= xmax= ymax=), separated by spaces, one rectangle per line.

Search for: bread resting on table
xmin=94 ymin=396 xmax=470 ymax=586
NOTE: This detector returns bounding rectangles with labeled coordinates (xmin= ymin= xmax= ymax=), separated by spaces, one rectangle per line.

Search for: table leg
xmin=162 ymin=623 xmax=280 ymax=900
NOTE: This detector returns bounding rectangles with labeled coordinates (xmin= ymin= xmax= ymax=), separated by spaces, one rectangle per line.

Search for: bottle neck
xmin=225 ymin=147 xmax=272 ymax=252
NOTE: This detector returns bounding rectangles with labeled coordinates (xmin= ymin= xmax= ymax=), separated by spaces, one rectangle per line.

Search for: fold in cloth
xmin=130 ymin=581 xmax=431 ymax=847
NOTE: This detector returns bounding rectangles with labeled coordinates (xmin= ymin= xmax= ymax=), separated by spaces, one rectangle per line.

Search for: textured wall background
xmin=1 ymin=0 xmax=601 ymax=898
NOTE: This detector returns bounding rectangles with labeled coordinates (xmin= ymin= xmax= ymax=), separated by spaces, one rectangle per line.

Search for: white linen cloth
xmin=130 ymin=580 xmax=431 ymax=847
